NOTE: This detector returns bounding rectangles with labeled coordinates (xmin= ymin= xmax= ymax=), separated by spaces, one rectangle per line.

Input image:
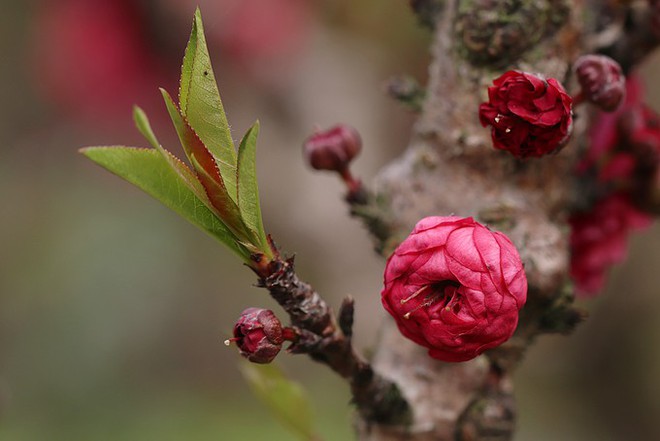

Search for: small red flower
xmin=230 ymin=308 xmax=284 ymax=364
xmin=381 ymin=216 xmax=527 ymax=362
xmin=570 ymin=194 xmax=652 ymax=295
xmin=479 ymin=70 xmax=573 ymax=158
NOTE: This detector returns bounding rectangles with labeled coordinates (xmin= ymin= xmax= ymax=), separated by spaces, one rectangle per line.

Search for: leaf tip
xmin=79 ymin=146 xmax=109 ymax=158
xmin=132 ymin=105 xmax=145 ymax=123
xmin=193 ymin=7 xmax=203 ymax=28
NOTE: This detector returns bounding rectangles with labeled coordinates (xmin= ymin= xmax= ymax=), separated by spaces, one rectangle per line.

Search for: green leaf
xmin=179 ymin=8 xmax=237 ymax=202
xmin=237 ymin=121 xmax=270 ymax=255
xmin=80 ymin=146 xmax=251 ymax=261
xmin=240 ymin=363 xmax=316 ymax=441
xmin=133 ymin=106 xmax=216 ymax=212
xmin=161 ymin=89 xmax=255 ymax=244
xmin=132 ymin=106 xmax=161 ymax=150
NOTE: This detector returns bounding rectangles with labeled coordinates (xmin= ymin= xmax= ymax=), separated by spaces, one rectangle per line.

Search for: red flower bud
xmin=479 ymin=71 xmax=573 ymax=158
xmin=574 ymin=55 xmax=626 ymax=112
xmin=570 ymin=194 xmax=652 ymax=295
xmin=381 ymin=216 xmax=527 ymax=362
xmin=303 ymin=125 xmax=362 ymax=172
xmin=229 ymin=308 xmax=284 ymax=364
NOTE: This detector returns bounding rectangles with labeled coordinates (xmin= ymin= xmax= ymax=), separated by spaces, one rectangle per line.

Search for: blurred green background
xmin=0 ymin=1 xmax=658 ymax=440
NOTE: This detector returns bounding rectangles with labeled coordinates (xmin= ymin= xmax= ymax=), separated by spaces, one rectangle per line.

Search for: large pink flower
xmin=479 ymin=71 xmax=573 ymax=158
xmin=381 ymin=217 xmax=527 ymax=362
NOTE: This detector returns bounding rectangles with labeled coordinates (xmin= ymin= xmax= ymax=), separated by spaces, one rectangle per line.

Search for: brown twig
xmin=255 ymin=256 xmax=412 ymax=426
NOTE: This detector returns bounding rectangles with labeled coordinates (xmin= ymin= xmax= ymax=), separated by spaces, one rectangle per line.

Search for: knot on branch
xmin=455 ymin=388 xmax=516 ymax=441
xmin=259 ymin=257 xmax=332 ymax=336
xmin=455 ymin=0 xmax=570 ymax=66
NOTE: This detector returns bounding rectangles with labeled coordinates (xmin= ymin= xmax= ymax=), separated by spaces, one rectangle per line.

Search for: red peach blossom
xmin=479 ymin=71 xmax=573 ymax=158
xmin=381 ymin=216 xmax=527 ymax=362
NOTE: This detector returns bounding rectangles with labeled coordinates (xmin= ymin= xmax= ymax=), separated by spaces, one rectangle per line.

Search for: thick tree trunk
xmin=357 ymin=1 xmax=588 ymax=439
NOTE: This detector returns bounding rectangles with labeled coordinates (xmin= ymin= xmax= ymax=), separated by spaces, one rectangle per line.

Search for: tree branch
xmin=349 ymin=0 xmax=595 ymax=438
xmin=256 ymin=256 xmax=412 ymax=426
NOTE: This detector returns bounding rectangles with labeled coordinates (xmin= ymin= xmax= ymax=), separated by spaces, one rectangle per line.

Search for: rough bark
xmin=356 ymin=0 xmax=600 ymax=439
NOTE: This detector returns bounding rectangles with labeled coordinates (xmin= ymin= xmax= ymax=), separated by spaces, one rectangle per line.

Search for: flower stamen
xmin=403 ymin=297 xmax=439 ymax=319
xmin=401 ymin=281 xmax=462 ymax=319
xmin=400 ymin=285 xmax=431 ymax=304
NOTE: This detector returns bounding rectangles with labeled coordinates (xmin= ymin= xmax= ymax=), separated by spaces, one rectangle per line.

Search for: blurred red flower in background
xmin=578 ymin=75 xmax=646 ymax=174
xmin=30 ymin=0 xmax=313 ymax=125
xmin=207 ymin=0 xmax=311 ymax=65
xmin=162 ymin=0 xmax=313 ymax=84
xmin=570 ymin=75 xmax=659 ymax=295
xmin=570 ymin=194 xmax=652 ymax=295
xmin=30 ymin=0 xmax=171 ymax=124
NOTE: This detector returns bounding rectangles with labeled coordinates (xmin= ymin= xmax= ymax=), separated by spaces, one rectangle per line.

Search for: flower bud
xmin=228 ymin=308 xmax=284 ymax=364
xmin=574 ymin=55 xmax=625 ymax=112
xmin=303 ymin=125 xmax=362 ymax=172
xmin=381 ymin=216 xmax=527 ymax=362
xmin=479 ymin=70 xmax=573 ymax=158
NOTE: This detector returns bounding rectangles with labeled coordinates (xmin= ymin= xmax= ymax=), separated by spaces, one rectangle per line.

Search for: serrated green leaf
xmin=161 ymin=89 xmax=253 ymax=243
xmin=80 ymin=146 xmax=250 ymax=261
xmin=179 ymin=8 xmax=237 ymax=202
xmin=240 ymin=363 xmax=316 ymax=441
xmin=237 ymin=121 xmax=270 ymax=255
